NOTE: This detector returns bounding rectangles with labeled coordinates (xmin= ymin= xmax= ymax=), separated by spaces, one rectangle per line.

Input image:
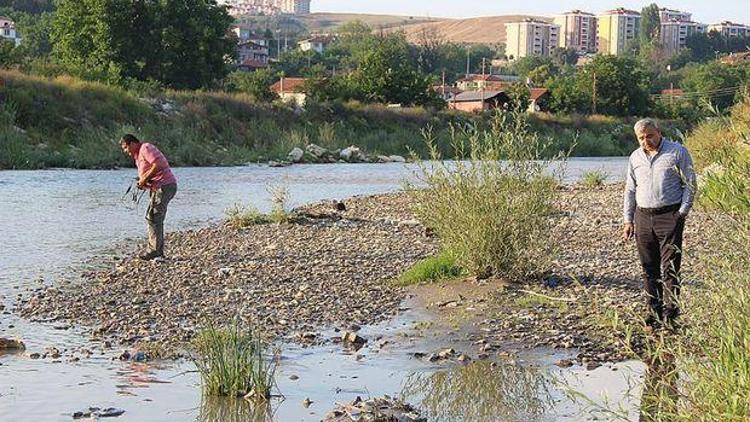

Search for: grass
xmin=407 ymin=109 xmax=564 ymax=281
xmin=225 ymin=184 xmax=294 ymax=228
xmin=192 ymin=321 xmax=278 ymax=401
xmin=579 ymin=170 xmax=609 ymax=188
xmin=225 ymin=205 xmax=272 ymax=228
xmin=0 ymin=69 xmax=679 ymax=169
xmin=396 ymin=252 xmax=463 ymax=286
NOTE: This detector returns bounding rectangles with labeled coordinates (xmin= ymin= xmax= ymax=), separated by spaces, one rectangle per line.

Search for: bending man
xmin=120 ymin=134 xmax=178 ymax=260
xmin=622 ymin=118 xmax=696 ymax=330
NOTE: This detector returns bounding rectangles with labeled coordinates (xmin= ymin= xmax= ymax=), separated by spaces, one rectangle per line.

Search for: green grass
xmin=192 ymin=322 xmax=278 ymax=400
xmin=579 ymin=170 xmax=609 ymax=188
xmin=0 ymin=69 xmax=679 ymax=169
xmin=397 ymin=252 xmax=463 ymax=286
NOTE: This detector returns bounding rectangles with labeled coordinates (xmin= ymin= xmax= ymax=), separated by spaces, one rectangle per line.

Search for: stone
xmin=288 ymin=147 xmax=304 ymax=163
xmin=388 ymin=155 xmax=406 ymax=163
xmin=303 ymin=397 xmax=313 ymax=408
xmin=305 ymin=144 xmax=329 ymax=160
xmin=586 ymin=361 xmax=602 ymax=371
xmin=556 ymin=359 xmax=574 ymax=368
xmin=339 ymin=146 xmax=364 ymax=162
xmin=341 ymin=331 xmax=366 ymax=345
xmin=0 ymin=338 xmax=25 ymax=351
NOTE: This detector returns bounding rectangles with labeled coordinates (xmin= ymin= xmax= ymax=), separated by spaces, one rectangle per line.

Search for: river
xmin=0 ymin=159 xmax=645 ymax=421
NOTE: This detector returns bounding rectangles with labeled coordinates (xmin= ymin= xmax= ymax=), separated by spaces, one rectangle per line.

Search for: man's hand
xmin=622 ymin=223 xmax=634 ymax=241
xmin=137 ymin=176 xmax=149 ymax=189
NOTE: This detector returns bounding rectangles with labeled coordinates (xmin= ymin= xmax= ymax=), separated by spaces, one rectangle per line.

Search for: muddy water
xmin=0 ymin=159 xmax=637 ymax=420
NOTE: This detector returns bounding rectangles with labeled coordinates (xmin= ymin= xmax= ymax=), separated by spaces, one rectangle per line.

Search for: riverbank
xmin=0 ymin=69 xmax=685 ymax=170
xmin=18 ymin=184 xmax=715 ymax=366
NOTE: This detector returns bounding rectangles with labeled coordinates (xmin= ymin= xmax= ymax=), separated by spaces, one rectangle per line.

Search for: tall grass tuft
xmin=407 ymin=110 xmax=565 ymax=280
xmin=192 ymin=322 xmax=278 ymax=401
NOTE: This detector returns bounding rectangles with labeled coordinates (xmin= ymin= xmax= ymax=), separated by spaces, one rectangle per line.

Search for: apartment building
xmin=708 ymin=21 xmax=750 ymax=38
xmin=0 ymin=16 xmax=21 ymax=47
xmin=553 ymin=10 xmax=597 ymax=53
xmin=505 ymin=19 xmax=560 ymax=60
xmin=278 ymin=0 xmax=310 ymax=14
xmin=220 ymin=0 xmax=310 ymax=16
xmin=661 ymin=21 xmax=707 ymax=56
xmin=597 ymin=8 xmax=641 ymax=55
xmin=659 ymin=8 xmax=692 ymax=23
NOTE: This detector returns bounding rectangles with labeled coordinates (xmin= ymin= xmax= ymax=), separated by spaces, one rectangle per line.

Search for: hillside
xmin=299 ymin=12 xmax=445 ymax=33
xmin=391 ymin=15 xmax=551 ymax=45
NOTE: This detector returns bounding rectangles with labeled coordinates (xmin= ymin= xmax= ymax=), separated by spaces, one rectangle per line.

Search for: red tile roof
xmin=530 ymin=88 xmax=550 ymax=101
xmin=270 ymin=77 xmax=307 ymax=94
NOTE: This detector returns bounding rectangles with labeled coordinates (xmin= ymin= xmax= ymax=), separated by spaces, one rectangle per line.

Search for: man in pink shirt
xmin=120 ymin=134 xmax=178 ymax=260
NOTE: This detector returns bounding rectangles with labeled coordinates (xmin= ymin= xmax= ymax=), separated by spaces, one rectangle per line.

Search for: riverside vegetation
xmin=0 ymin=70 xmax=686 ymax=170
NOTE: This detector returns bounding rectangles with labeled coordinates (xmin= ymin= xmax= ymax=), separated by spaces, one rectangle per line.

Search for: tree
xmin=0 ymin=0 xmax=54 ymax=14
xmin=349 ymin=35 xmax=437 ymax=106
xmin=0 ymin=37 xmax=20 ymax=67
xmin=551 ymin=47 xmax=579 ymax=67
xmin=52 ymin=0 xmax=235 ymax=89
xmin=226 ymin=69 xmax=278 ymax=102
xmin=640 ymin=3 xmax=661 ymax=46
xmin=549 ymin=55 xmax=651 ymax=116
xmin=681 ymin=61 xmax=747 ymax=110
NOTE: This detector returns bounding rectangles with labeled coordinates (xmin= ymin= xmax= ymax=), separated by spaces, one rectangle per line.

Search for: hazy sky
xmin=311 ymin=1 xmax=750 ymax=24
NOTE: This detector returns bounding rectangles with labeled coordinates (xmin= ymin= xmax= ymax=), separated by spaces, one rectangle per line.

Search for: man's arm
xmin=138 ymin=162 xmax=160 ymax=188
xmin=622 ymin=158 xmax=637 ymax=240
xmin=677 ymin=147 xmax=697 ymax=218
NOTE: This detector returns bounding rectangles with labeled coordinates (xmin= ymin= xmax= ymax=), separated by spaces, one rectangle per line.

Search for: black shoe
xmin=138 ymin=251 xmax=163 ymax=261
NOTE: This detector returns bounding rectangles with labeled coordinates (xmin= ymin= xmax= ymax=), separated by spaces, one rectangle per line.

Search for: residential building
xmin=505 ymin=19 xmax=560 ymax=60
xmin=597 ymin=8 xmax=641 ymax=55
xmin=278 ymin=0 xmax=310 ymax=14
xmin=553 ymin=10 xmax=597 ymax=53
xmin=0 ymin=16 xmax=21 ymax=47
xmin=660 ymin=21 xmax=707 ymax=56
xmin=298 ymin=35 xmax=334 ymax=54
xmin=708 ymin=21 xmax=750 ymax=38
xmin=270 ymin=77 xmax=308 ymax=105
xmin=659 ymin=8 xmax=692 ymax=23
xmin=528 ymin=88 xmax=551 ymax=113
xmin=432 ymin=84 xmax=463 ymax=101
xmin=455 ymin=74 xmax=521 ymax=91
xmin=237 ymin=41 xmax=270 ymax=71
xmin=448 ymin=91 xmax=510 ymax=113
xmin=231 ymin=25 xmax=268 ymax=45
xmin=219 ymin=0 xmax=310 ymax=16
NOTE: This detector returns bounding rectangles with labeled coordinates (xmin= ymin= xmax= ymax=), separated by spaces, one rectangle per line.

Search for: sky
xmin=311 ymin=1 xmax=750 ymax=24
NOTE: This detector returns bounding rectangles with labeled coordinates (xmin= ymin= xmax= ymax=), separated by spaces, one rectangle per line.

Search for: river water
xmin=0 ymin=159 xmax=644 ymax=421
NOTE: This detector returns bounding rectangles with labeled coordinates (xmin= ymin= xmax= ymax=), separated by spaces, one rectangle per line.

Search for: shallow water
xmin=0 ymin=159 xmax=637 ymax=421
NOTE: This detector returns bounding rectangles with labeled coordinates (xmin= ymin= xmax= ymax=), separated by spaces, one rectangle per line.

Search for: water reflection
xmin=197 ymin=396 xmax=280 ymax=422
xmin=401 ymin=361 xmax=554 ymax=421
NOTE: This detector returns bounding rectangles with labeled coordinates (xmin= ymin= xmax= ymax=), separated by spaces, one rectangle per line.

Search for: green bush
xmin=407 ymin=110 xmax=563 ymax=280
xmin=192 ymin=322 xmax=278 ymax=400
xmin=579 ymin=170 xmax=609 ymax=188
xmin=397 ymin=252 xmax=463 ymax=286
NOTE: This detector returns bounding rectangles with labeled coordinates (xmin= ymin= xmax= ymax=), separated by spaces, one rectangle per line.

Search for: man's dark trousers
xmin=635 ymin=204 xmax=685 ymax=322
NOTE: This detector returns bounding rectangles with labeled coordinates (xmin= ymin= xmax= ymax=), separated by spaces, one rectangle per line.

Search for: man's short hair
xmin=634 ymin=118 xmax=660 ymax=133
xmin=120 ymin=134 xmax=140 ymax=144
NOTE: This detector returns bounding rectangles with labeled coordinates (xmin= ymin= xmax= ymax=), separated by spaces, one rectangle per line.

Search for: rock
xmin=586 ymin=361 xmax=602 ymax=371
xmin=341 ymin=331 xmax=366 ymax=345
xmin=118 ymin=350 xmax=131 ymax=361
xmin=333 ymin=201 xmax=346 ymax=212
xmin=556 ymin=359 xmax=574 ymax=368
xmin=305 ymin=144 xmax=329 ymax=160
xmin=340 ymin=146 xmax=364 ymax=162
xmin=288 ymin=147 xmax=304 ymax=163
xmin=0 ymin=338 xmax=25 ymax=351
xmin=457 ymin=354 xmax=471 ymax=363
xmin=217 ymin=267 xmax=233 ymax=278
xmin=388 ymin=155 xmax=406 ymax=163
xmin=268 ymin=160 xmax=291 ymax=168
xmin=29 ymin=352 xmax=41 ymax=359
xmin=303 ymin=397 xmax=313 ymax=408
xmin=73 ymin=407 xmax=125 ymax=419
xmin=289 ymin=374 xmax=299 ymax=381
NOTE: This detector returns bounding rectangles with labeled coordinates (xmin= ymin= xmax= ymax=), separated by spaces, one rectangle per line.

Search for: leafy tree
xmin=511 ymin=56 xmax=555 ymax=79
xmin=681 ymin=61 xmax=748 ymax=110
xmin=0 ymin=0 xmax=54 ymax=13
xmin=640 ymin=3 xmax=661 ymax=45
xmin=277 ymin=48 xmax=320 ymax=77
xmin=13 ymin=11 xmax=53 ymax=59
xmin=52 ymin=0 xmax=235 ymax=89
xmin=550 ymin=55 xmax=651 ymax=116
xmin=349 ymin=35 xmax=437 ymax=106
xmin=0 ymin=37 xmax=20 ymax=67
xmin=550 ymin=47 xmax=578 ymax=67
xmin=226 ymin=69 xmax=278 ymax=102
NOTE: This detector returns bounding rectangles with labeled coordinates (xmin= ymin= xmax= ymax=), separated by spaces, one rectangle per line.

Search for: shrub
xmin=397 ymin=252 xmax=463 ymax=286
xmin=579 ymin=170 xmax=609 ymax=188
xmin=225 ymin=205 xmax=270 ymax=228
xmin=192 ymin=322 xmax=278 ymax=400
xmin=407 ymin=110 xmax=564 ymax=280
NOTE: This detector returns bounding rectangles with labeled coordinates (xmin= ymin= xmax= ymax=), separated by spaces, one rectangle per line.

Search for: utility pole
xmin=466 ymin=46 xmax=471 ymax=77
xmin=441 ymin=70 xmax=446 ymax=99
xmin=481 ymin=57 xmax=486 ymax=106
xmin=592 ymin=70 xmax=598 ymax=115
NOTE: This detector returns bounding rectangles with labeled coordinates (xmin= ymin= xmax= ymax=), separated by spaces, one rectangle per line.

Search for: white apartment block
xmin=505 ymin=19 xmax=560 ymax=60
xmin=0 ymin=16 xmax=21 ymax=47
xmin=597 ymin=8 xmax=641 ymax=55
xmin=553 ymin=10 xmax=597 ymax=53
xmin=661 ymin=21 xmax=707 ymax=56
xmin=278 ymin=0 xmax=310 ymax=14
xmin=220 ymin=0 xmax=310 ymax=16
xmin=708 ymin=21 xmax=750 ymax=38
xmin=659 ymin=8 xmax=692 ymax=23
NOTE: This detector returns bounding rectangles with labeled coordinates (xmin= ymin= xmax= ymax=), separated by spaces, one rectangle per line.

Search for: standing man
xmin=623 ymin=118 xmax=696 ymax=330
xmin=120 ymin=134 xmax=178 ymax=261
